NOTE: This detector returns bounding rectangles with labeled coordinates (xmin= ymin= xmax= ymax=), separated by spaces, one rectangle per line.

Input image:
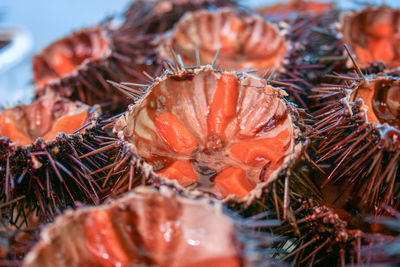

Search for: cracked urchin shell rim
xmin=0 ymin=95 xmax=124 ymax=226
xmin=311 ymin=69 xmax=400 ymax=214
xmin=110 ymin=64 xmax=307 ymax=205
xmin=33 ymin=23 xmax=156 ymax=112
xmin=157 ymin=7 xmax=289 ymax=77
xmin=23 ymin=185 xmax=278 ymax=267
xmin=339 ymin=5 xmax=400 ymax=69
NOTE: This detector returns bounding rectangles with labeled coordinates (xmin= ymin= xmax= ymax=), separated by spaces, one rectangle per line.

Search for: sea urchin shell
xmin=157 ymin=8 xmax=288 ymax=76
xmin=33 ymin=24 xmax=153 ymax=110
xmin=339 ymin=5 xmax=400 ymax=69
xmin=0 ymin=95 xmax=119 ymax=225
xmin=113 ymin=65 xmax=305 ymax=202
xmin=23 ymin=186 xmax=276 ymax=267
xmin=312 ymin=68 xmax=400 ymax=214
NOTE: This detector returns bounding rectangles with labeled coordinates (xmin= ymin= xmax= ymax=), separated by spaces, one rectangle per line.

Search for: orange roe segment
xmin=214 ymin=167 xmax=254 ymax=197
xmin=43 ymin=110 xmax=88 ymax=141
xmin=355 ymin=45 xmax=373 ymax=63
xmin=154 ymin=112 xmax=198 ymax=155
xmin=0 ymin=115 xmax=31 ymax=146
xmin=208 ymin=73 xmax=238 ymax=137
xmin=157 ymin=160 xmax=199 ymax=187
xmin=230 ymin=128 xmax=291 ymax=166
xmin=370 ymin=22 xmax=394 ymax=38
xmin=52 ymin=51 xmax=76 ymax=77
xmin=84 ymin=210 xmax=130 ymax=267
xmin=369 ymin=37 xmax=394 ymax=63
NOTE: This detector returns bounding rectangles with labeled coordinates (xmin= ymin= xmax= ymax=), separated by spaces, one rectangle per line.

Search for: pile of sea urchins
xmin=1 ymin=1 xmax=400 ymax=266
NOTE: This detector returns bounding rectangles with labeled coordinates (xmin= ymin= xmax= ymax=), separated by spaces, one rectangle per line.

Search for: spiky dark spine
xmin=270 ymin=9 xmax=345 ymax=110
xmin=309 ymin=47 xmax=400 ymax=213
xmin=240 ymin=179 xmax=383 ymax=267
xmin=122 ymin=0 xmax=238 ymax=35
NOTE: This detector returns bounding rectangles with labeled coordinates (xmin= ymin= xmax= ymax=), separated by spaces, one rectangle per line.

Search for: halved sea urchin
xmin=157 ymin=8 xmax=288 ymax=76
xmin=311 ymin=60 xmax=400 ymax=214
xmin=33 ymin=23 xmax=153 ymax=111
xmin=339 ymin=5 xmax=400 ymax=69
xmin=0 ymin=94 xmax=119 ymax=226
xmin=23 ymin=186 xmax=277 ymax=267
xmin=106 ymin=64 xmax=307 ymax=204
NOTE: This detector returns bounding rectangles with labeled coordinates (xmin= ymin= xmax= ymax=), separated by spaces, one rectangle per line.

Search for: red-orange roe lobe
xmin=350 ymin=76 xmax=400 ymax=128
xmin=23 ymin=189 xmax=242 ymax=267
xmin=257 ymin=0 xmax=335 ymax=18
xmin=0 ymin=96 xmax=90 ymax=146
xmin=340 ymin=6 xmax=400 ymax=69
xmin=157 ymin=8 xmax=287 ymax=76
xmin=33 ymin=28 xmax=109 ymax=86
xmin=116 ymin=66 xmax=296 ymax=199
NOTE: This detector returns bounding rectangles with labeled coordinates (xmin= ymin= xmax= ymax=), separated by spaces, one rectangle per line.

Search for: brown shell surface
xmin=23 ymin=187 xmax=242 ymax=267
xmin=113 ymin=65 xmax=304 ymax=203
xmin=158 ymin=8 xmax=287 ymax=76
xmin=340 ymin=6 xmax=400 ymax=69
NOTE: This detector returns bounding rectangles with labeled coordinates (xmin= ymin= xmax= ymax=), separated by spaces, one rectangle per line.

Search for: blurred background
xmin=0 ymin=0 xmax=399 ymax=105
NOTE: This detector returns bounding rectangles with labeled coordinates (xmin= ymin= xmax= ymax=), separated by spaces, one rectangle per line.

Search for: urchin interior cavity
xmin=0 ymin=96 xmax=89 ymax=146
xmin=353 ymin=77 xmax=400 ymax=127
xmin=159 ymin=8 xmax=287 ymax=75
xmin=33 ymin=28 xmax=109 ymax=86
xmin=341 ymin=7 xmax=400 ymax=69
xmin=24 ymin=190 xmax=241 ymax=267
xmin=127 ymin=68 xmax=295 ymax=198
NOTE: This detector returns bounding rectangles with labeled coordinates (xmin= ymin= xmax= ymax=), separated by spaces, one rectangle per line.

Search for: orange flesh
xmin=156 ymin=160 xmax=199 ymax=186
xmin=0 ymin=114 xmax=32 ymax=146
xmin=35 ymin=30 xmax=108 ymax=86
xmin=135 ymin=72 xmax=293 ymax=198
xmin=355 ymin=46 xmax=373 ymax=64
xmin=52 ymin=51 xmax=76 ymax=77
xmin=370 ymin=22 xmax=394 ymax=38
xmin=369 ymin=37 xmax=394 ymax=63
xmin=154 ymin=112 xmax=198 ymax=155
xmin=230 ymin=128 xmax=291 ymax=168
xmin=354 ymin=79 xmax=400 ymax=128
xmin=0 ymin=106 xmax=89 ymax=146
xmin=214 ymin=167 xmax=254 ymax=197
xmin=208 ymin=74 xmax=239 ymax=137
xmin=84 ymin=210 xmax=130 ymax=267
xmin=349 ymin=16 xmax=399 ymax=68
xmin=353 ymin=84 xmax=380 ymax=124
xmin=43 ymin=110 xmax=88 ymax=140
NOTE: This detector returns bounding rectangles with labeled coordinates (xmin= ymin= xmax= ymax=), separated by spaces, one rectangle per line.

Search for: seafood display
xmin=0 ymin=0 xmax=400 ymax=266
